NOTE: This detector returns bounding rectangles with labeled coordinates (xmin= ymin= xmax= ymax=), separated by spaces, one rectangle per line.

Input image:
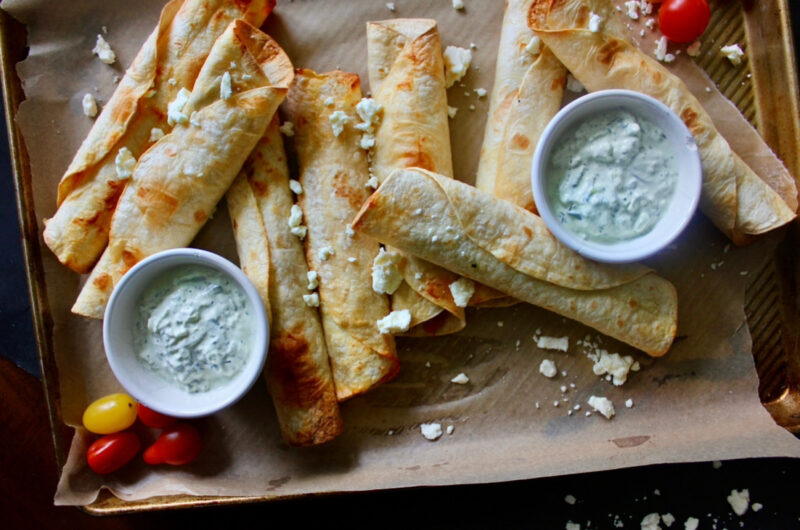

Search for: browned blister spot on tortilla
xmin=523 ymin=226 xmax=533 ymax=239
xmin=332 ymin=171 xmax=368 ymax=210
xmin=551 ymin=75 xmax=567 ymax=91
xmin=121 ymin=250 xmax=139 ymax=268
xmin=270 ymin=333 xmax=329 ymax=409
xmin=628 ymin=299 xmax=638 ymax=309
xmin=401 ymin=143 xmax=435 ymax=172
xmin=194 ymin=209 xmax=208 ymax=223
xmin=93 ymin=273 xmax=112 ymax=292
xmin=248 ymin=175 xmax=268 ymax=196
xmin=397 ymin=81 xmax=413 ymax=91
xmin=597 ymin=40 xmax=623 ymax=66
xmin=652 ymin=70 xmax=663 ymax=84
xmin=135 ymin=185 xmax=179 ymax=224
xmin=511 ymin=133 xmax=531 ymax=151
xmin=680 ymin=107 xmax=703 ymax=135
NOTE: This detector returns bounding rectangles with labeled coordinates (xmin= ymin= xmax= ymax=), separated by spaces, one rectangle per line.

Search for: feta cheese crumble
xmin=588 ymin=12 xmax=603 ymax=32
xmin=684 ymin=517 xmax=699 ymax=530
xmin=564 ymin=494 xmax=576 ymax=505
xmin=303 ymin=293 xmax=320 ymax=307
xmin=420 ymin=422 xmax=443 ymax=441
xmin=385 ymin=2 xmax=395 ymax=11
xmin=149 ymin=127 xmax=165 ymax=142
xmin=446 ymin=425 xmax=455 ymax=435
xmin=354 ymin=98 xmax=383 ymax=149
xmin=661 ymin=513 xmax=675 ymax=527
xmin=167 ymin=88 xmax=192 ymax=126
xmin=220 ymin=71 xmax=233 ymax=100
xmin=655 ymin=36 xmax=669 ymax=62
xmin=450 ymin=372 xmax=469 ymax=385
xmin=624 ymin=0 xmax=639 ymax=19
xmin=448 ymin=277 xmax=475 ymax=308
xmin=587 ymin=396 xmax=615 ymax=419
xmin=289 ymin=179 xmax=303 ymax=195
xmin=377 ymin=309 xmax=412 ymax=334
xmin=727 ymin=488 xmax=749 ymax=515
xmin=329 ymin=110 xmax=351 ymax=137
xmin=625 ymin=398 xmax=634 ymax=408
xmin=114 ymin=148 xmax=136 ymax=180
xmin=307 ymin=271 xmax=319 ymax=290
xmin=565 ymin=522 xmax=580 ymax=530
xmin=539 ymin=359 xmax=558 ymax=378
xmin=687 ymin=41 xmax=702 ymax=57
xmin=324 ymin=96 xmax=335 ymax=107
xmin=290 ymin=226 xmax=307 ymax=239
xmin=720 ymin=44 xmax=745 ymax=66
xmin=589 ymin=350 xmax=639 ymax=386
xmin=474 ymin=87 xmax=487 ymax=98
xmin=447 ymin=105 xmax=458 ymax=118
xmin=443 ymin=46 xmax=472 ymax=88
xmin=641 ymin=513 xmax=661 ymax=530
xmin=537 ymin=335 xmax=568 ymax=352
xmin=752 ymin=502 xmax=763 ymax=512
xmin=288 ymin=204 xmax=303 ymax=229
xmin=372 ymin=247 xmax=403 ymax=295
xmin=526 ymin=36 xmax=542 ymax=56
xmin=92 ymin=35 xmax=116 ymax=64
xmin=452 ymin=0 xmax=465 ymax=10
xmin=82 ymin=93 xmax=98 ymax=118
xmin=318 ymin=246 xmax=335 ymax=261
xmin=279 ymin=121 xmax=295 ymax=137
xmin=366 ymin=176 xmax=380 ymax=189
xmin=566 ymin=73 xmax=584 ymax=92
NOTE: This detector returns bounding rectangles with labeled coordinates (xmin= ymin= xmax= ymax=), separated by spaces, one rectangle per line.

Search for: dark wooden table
xmin=3 ymin=3 xmax=800 ymax=528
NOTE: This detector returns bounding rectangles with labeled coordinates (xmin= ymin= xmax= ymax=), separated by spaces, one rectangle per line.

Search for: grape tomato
xmin=86 ymin=432 xmax=141 ymax=474
xmin=659 ymin=0 xmax=710 ymax=43
xmin=143 ymin=423 xmax=203 ymax=466
xmin=82 ymin=393 xmax=138 ymax=434
xmin=137 ymin=403 xmax=177 ymax=429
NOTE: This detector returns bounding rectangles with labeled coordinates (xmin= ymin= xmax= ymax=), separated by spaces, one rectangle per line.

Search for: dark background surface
xmin=2 ymin=3 xmax=800 ymax=528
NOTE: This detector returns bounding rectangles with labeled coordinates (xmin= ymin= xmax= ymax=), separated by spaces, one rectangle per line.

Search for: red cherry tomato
xmin=137 ymin=403 xmax=177 ymax=429
xmin=659 ymin=0 xmax=711 ymax=43
xmin=143 ymin=423 xmax=203 ymax=466
xmin=86 ymin=432 xmax=141 ymax=474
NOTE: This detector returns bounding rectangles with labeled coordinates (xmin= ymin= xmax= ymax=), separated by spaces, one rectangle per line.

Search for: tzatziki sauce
xmin=546 ymin=108 xmax=677 ymax=243
xmin=134 ymin=264 xmax=253 ymax=393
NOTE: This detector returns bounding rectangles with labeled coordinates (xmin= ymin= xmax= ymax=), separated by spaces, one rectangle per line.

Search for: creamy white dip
xmin=134 ymin=264 xmax=252 ymax=393
xmin=546 ymin=108 xmax=677 ymax=243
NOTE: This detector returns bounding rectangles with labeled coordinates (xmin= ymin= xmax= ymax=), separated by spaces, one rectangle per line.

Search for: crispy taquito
xmin=353 ymin=168 xmax=678 ymax=356
xmin=476 ymin=0 xmax=566 ymax=213
xmin=528 ymin=0 xmax=796 ymax=244
xmin=283 ymin=69 xmax=399 ymax=401
xmin=43 ymin=0 xmax=275 ymax=273
xmin=71 ymin=21 xmax=293 ymax=318
xmin=228 ymin=117 xmax=342 ymax=446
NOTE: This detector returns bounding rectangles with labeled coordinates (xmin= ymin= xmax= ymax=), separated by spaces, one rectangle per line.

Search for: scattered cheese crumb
xmin=537 ymin=335 xmax=569 ymax=352
xmin=751 ymin=502 xmax=763 ymax=512
xmin=661 ymin=513 xmax=675 ymax=527
xmin=289 ymin=179 xmax=303 ymax=195
xmin=587 ymin=396 xmax=615 ymax=419
xmin=712 ymin=460 xmax=722 ymax=469
xmin=446 ymin=425 xmax=455 ymax=435
xmin=81 ymin=93 xmax=98 ymax=118
xmin=566 ymin=73 xmax=584 ymax=92
xmin=114 ymin=148 xmax=137 ymax=180
xmin=727 ymin=489 xmax=749 ymax=516
xmin=590 ymin=350 xmax=638 ymax=386
xmin=625 ymin=398 xmax=634 ymax=408
xmin=318 ymin=246 xmax=335 ymax=261
xmin=639 ymin=0 xmax=653 ymax=15
xmin=372 ymin=247 xmax=403 ymax=295
xmin=288 ymin=204 xmax=304 ymax=228
xmin=449 ymin=277 xmax=475 ymax=308
xmin=420 ymin=422 xmax=442 ymax=441
xmin=377 ymin=309 xmax=412 ymax=334
xmin=92 ymin=35 xmax=116 ymax=64
xmin=624 ymin=0 xmax=639 ymax=19
xmin=474 ymin=87 xmax=487 ymax=98
xmin=565 ymin=522 xmax=580 ymax=530
xmin=452 ymin=0 xmax=465 ymax=11
xmin=684 ymin=517 xmax=699 ymax=530
xmin=290 ymin=226 xmax=307 ymax=240
xmin=149 ymin=127 xmax=165 ymax=142
xmin=645 ymin=18 xmax=656 ymax=30
xmin=302 ymin=293 xmax=320 ymax=307
xmin=220 ymin=71 xmax=233 ymax=100
xmin=539 ymin=359 xmax=558 ymax=378
xmin=366 ymin=176 xmax=380 ymax=189
xmin=279 ymin=121 xmax=295 ymax=137
xmin=450 ymin=372 xmax=469 ymax=385
xmin=324 ymin=96 xmax=335 ymax=107
xmin=641 ymin=513 xmax=661 ymax=530
xmin=447 ymin=105 xmax=458 ymax=118
xmin=705 ymin=86 xmax=712 ymax=93
xmin=385 ymin=2 xmax=395 ymax=11
xmin=655 ymin=36 xmax=669 ymax=62
xmin=354 ymin=98 xmax=383 ymax=150
xmin=687 ymin=41 xmax=702 ymax=57
xmin=588 ymin=12 xmax=603 ymax=32
xmin=443 ymin=46 xmax=472 ymax=88
xmin=564 ymin=494 xmax=576 ymax=505
xmin=345 ymin=226 xmax=355 ymax=237
xmin=167 ymin=87 xmax=192 ymax=126
xmin=526 ymin=36 xmax=542 ymax=56
xmin=347 ymin=257 xmax=357 ymax=263
xmin=720 ymin=44 xmax=745 ymax=66
xmin=468 ymin=104 xmax=476 ymax=110
xmin=307 ymin=271 xmax=319 ymax=290
xmin=329 ymin=110 xmax=351 ymax=137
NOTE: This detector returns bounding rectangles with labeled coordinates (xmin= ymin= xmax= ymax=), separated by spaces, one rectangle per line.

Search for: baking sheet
xmin=3 ymin=0 xmax=800 ymax=507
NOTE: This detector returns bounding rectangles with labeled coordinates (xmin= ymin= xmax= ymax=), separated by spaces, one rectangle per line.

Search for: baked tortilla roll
xmin=476 ymin=0 xmax=566 ymax=213
xmin=284 ymin=69 xmax=400 ymax=401
xmin=71 ymin=22 xmax=293 ymax=318
xmin=368 ymin=19 xmax=507 ymax=333
xmin=227 ymin=118 xmax=343 ymax=446
xmin=528 ymin=0 xmax=796 ymax=244
xmin=353 ymin=168 xmax=678 ymax=356
xmin=43 ymin=0 xmax=275 ymax=273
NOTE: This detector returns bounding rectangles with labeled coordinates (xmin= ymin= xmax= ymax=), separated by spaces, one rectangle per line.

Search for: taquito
xmin=367 ymin=19 xmax=507 ymax=334
xmin=71 ymin=21 xmax=293 ymax=318
xmin=528 ymin=0 xmax=796 ymax=244
xmin=43 ymin=0 xmax=275 ymax=273
xmin=353 ymin=168 xmax=678 ymax=356
xmin=476 ymin=0 xmax=566 ymax=213
xmin=283 ymin=69 xmax=399 ymax=401
xmin=227 ymin=117 xmax=342 ymax=446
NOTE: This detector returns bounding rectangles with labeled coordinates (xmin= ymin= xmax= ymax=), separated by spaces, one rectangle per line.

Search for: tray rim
xmin=1 ymin=0 xmax=799 ymax=515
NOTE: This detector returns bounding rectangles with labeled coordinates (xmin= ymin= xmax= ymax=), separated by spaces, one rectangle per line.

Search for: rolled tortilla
xmin=367 ymin=18 xmax=507 ymax=333
xmin=43 ymin=0 xmax=275 ymax=274
xmin=528 ymin=0 xmax=796 ymax=244
xmin=353 ymin=168 xmax=678 ymax=356
xmin=71 ymin=21 xmax=293 ymax=318
xmin=283 ymin=69 xmax=399 ymax=401
xmin=227 ymin=117 xmax=342 ymax=446
xmin=476 ymin=0 xmax=566 ymax=213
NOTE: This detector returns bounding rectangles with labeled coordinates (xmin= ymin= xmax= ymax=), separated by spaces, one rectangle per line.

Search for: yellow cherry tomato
xmin=82 ymin=393 xmax=138 ymax=434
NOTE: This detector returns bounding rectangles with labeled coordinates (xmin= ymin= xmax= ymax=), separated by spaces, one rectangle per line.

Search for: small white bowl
xmin=103 ymin=248 xmax=269 ymax=418
xmin=531 ymin=89 xmax=702 ymax=263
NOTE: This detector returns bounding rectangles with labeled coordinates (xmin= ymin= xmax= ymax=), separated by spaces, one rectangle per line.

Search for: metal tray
xmin=1 ymin=0 xmax=799 ymax=515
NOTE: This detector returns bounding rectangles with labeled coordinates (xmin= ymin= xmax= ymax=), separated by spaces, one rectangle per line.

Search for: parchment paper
xmin=4 ymin=0 xmax=800 ymax=507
